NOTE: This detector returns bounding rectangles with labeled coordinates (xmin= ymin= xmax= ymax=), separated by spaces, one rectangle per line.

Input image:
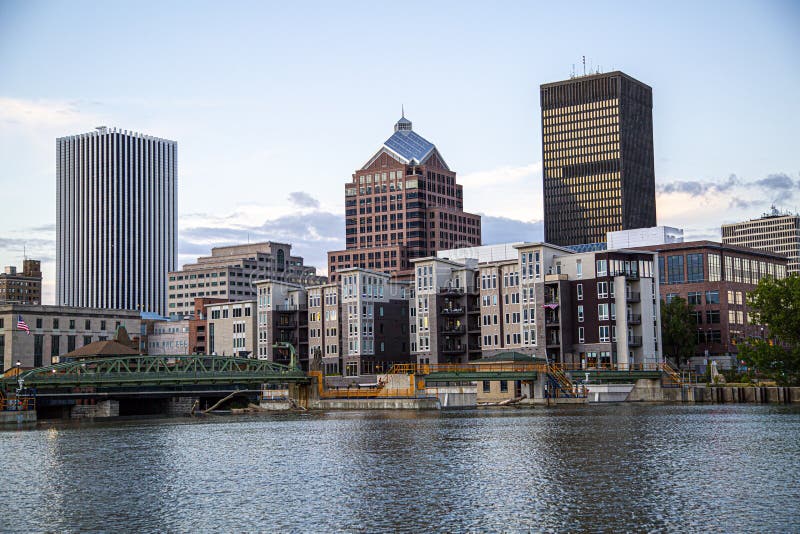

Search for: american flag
xmin=17 ymin=314 xmax=30 ymax=335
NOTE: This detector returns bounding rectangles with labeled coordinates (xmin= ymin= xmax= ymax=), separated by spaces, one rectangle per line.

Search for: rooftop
xmin=362 ymin=114 xmax=448 ymax=170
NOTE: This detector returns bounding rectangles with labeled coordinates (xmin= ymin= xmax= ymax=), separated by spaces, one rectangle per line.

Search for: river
xmin=1 ymin=404 xmax=798 ymax=532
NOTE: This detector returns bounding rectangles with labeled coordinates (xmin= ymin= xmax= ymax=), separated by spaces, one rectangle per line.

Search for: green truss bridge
xmin=1 ymin=354 xmax=309 ymax=393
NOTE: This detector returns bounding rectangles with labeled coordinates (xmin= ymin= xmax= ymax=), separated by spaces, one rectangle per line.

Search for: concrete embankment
xmin=626 ymin=379 xmax=800 ymax=403
xmin=311 ymin=397 xmax=442 ymax=410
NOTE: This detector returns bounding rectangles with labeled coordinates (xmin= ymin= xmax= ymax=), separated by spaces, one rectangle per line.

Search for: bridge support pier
xmin=165 ymin=397 xmax=198 ymax=416
xmin=70 ymin=400 xmax=119 ymax=419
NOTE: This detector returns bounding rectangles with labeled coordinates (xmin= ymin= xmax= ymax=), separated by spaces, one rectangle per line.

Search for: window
xmin=52 ymin=318 xmax=58 ymax=329
xmin=598 ymin=303 xmax=609 ymax=321
xmin=500 ymin=380 xmax=508 ymax=393
xmin=597 ymin=282 xmax=608 ymax=299
xmin=100 ymin=320 xmax=106 ymax=330
xmin=705 ymin=310 xmax=720 ymax=324
xmin=687 ymin=253 xmax=704 ymax=282
xmin=69 ymin=320 xmax=75 ymax=330
xmin=85 ymin=319 xmax=91 ymax=330
xmin=599 ymin=325 xmax=610 ymax=342
xmin=658 ymin=256 xmax=666 ymax=284
xmin=578 ymin=327 xmax=585 ymax=343
xmin=576 ymin=283 xmax=583 ymax=301
xmin=596 ymin=259 xmax=607 ymax=277
xmin=35 ymin=318 xmax=42 ymax=329
xmin=483 ymin=381 xmax=490 ymax=393
xmin=577 ymin=305 xmax=584 ymax=322
xmin=51 ymin=335 xmax=60 ymax=357
xmin=687 ymin=292 xmax=702 ymax=306
xmin=576 ymin=260 xmax=583 ymax=278
xmin=665 ymin=293 xmax=679 ymax=303
xmin=33 ymin=334 xmax=43 ymax=367
xmin=667 ymin=255 xmax=684 ymax=284
xmin=705 ymin=291 xmax=720 ymax=304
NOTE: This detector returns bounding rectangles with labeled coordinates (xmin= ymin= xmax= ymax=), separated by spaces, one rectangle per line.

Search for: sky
xmin=1 ymin=0 xmax=798 ymax=305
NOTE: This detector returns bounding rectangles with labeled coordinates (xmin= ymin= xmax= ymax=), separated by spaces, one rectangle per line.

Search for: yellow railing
xmin=388 ymin=363 xmax=548 ymax=375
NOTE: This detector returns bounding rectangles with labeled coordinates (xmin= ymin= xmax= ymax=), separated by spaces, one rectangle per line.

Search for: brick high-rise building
xmin=327 ymin=114 xmax=481 ymax=283
xmin=0 ymin=260 xmax=42 ymax=305
xmin=541 ymin=71 xmax=657 ymax=246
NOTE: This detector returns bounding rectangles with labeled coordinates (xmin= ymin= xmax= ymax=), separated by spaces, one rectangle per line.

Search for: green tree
xmin=739 ymin=275 xmax=800 ymax=385
xmin=660 ymin=296 xmax=696 ymax=366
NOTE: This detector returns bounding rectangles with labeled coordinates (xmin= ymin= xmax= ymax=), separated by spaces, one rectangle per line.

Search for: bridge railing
xmin=388 ymin=363 xmax=548 ymax=375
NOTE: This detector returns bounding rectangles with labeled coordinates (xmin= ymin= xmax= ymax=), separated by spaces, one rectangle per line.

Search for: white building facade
xmin=56 ymin=127 xmax=177 ymax=316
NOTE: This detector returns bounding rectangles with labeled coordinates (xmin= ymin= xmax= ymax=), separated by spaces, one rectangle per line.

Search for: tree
xmin=660 ymin=296 xmax=696 ymax=366
xmin=739 ymin=275 xmax=800 ymax=385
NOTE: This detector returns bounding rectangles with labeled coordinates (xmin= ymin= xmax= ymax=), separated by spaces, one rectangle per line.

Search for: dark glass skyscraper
xmin=540 ymin=71 xmax=656 ymax=246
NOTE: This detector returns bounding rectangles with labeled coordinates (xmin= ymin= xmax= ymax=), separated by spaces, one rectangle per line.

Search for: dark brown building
xmin=541 ymin=71 xmax=657 ymax=246
xmin=0 ymin=260 xmax=42 ymax=305
xmin=327 ymin=114 xmax=481 ymax=283
xmin=635 ymin=241 xmax=789 ymax=369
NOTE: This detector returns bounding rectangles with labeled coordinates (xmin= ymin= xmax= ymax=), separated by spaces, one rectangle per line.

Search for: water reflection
xmin=0 ymin=405 xmax=798 ymax=532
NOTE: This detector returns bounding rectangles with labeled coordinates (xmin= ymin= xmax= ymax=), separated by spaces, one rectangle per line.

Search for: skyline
xmin=1 ymin=0 xmax=799 ymax=306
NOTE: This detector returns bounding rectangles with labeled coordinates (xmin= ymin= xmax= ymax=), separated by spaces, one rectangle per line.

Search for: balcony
xmin=439 ymin=286 xmax=464 ymax=296
xmin=628 ymin=336 xmax=643 ymax=347
xmin=277 ymin=322 xmax=297 ymax=329
xmin=626 ymin=313 xmax=641 ymax=325
xmin=441 ymin=345 xmax=466 ymax=354
xmin=441 ymin=325 xmax=466 ymax=335
xmin=440 ymin=307 xmax=464 ymax=316
xmin=275 ymin=304 xmax=307 ymax=312
xmin=611 ymin=270 xmax=639 ymax=280
xmin=625 ymin=292 xmax=640 ymax=303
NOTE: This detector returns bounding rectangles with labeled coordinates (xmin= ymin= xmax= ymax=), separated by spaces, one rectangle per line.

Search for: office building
xmin=722 ymin=207 xmax=800 ymax=274
xmin=0 ymin=304 xmax=141 ymax=369
xmin=56 ymin=127 xmax=177 ymax=316
xmin=147 ymin=319 xmax=190 ymax=355
xmin=607 ymin=226 xmax=684 ymax=249
xmin=0 ymin=260 xmax=42 ymax=304
xmin=635 ymin=241 xmax=789 ymax=369
xmin=541 ymin=71 xmax=657 ymax=246
xmin=327 ymin=114 xmax=481 ymax=283
xmin=168 ymin=242 xmax=325 ymax=315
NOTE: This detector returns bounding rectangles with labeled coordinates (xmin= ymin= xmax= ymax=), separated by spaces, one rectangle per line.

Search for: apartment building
xmin=411 ymin=257 xmax=481 ymax=364
xmin=254 ymin=281 xmax=309 ymax=368
xmin=636 ymin=241 xmax=788 ymax=368
xmin=338 ymin=268 xmax=412 ymax=376
xmin=168 ymin=242 xmax=324 ymax=315
xmin=327 ymin=114 xmax=481 ymax=283
xmin=307 ymin=283 xmax=342 ymax=375
xmin=413 ymin=243 xmax=662 ymax=369
xmin=0 ymin=260 xmax=42 ymax=305
xmin=205 ymin=300 xmax=257 ymax=358
xmin=188 ymin=297 xmax=226 ymax=355
xmin=0 ymin=304 xmax=141 ymax=369
xmin=722 ymin=207 xmax=799 ymax=274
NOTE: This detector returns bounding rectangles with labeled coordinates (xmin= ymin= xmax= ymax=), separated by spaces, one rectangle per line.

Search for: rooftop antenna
xmin=401 ymin=104 xmax=405 ymax=118
xmin=570 ymin=64 xmax=575 ymax=78
xmin=582 ymin=56 xmax=586 ymax=76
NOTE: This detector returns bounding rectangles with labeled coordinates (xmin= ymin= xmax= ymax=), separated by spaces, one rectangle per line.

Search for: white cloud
xmin=462 ymin=162 xmax=543 ymax=221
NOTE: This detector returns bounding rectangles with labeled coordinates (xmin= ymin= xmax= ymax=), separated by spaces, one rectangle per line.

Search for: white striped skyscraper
xmin=56 ymin=127 xmax=177 ymax=316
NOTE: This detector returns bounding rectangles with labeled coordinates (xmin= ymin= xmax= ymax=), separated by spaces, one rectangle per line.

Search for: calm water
xmin=1 ymin=404 xmax=799 ymax=532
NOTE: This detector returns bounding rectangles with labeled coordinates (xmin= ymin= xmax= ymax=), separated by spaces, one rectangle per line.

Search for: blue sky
xmin=1 ymin=0 xmax=798 ymax=304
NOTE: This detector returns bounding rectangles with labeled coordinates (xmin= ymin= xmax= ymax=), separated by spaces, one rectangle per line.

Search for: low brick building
xmin=635 ymin=241 xmax=789 ymax=369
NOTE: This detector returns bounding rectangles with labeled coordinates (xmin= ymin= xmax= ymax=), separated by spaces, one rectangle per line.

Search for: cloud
xmin=459 ymin=162 xmax=543 ymax=221
xmin=756 ymin=173 xmax=797 ymax=191
xmin=480 ymin=216 xmax=544 ymax=245
xmin=288 ymin=191 xmax=320 ymax=209
xmin=178 ymin=209 xmax=345 ymax=273
xmin=658 ymin=174 xmax=740 ymax=196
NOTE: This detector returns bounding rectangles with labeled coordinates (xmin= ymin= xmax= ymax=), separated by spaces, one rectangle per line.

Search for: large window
xmin=687 ymin=292 xmax=702 ymax=305
xmin=705 ymin=310 xmax=721 ymax=324
xmin=708 ymin=253 xmax=721 ymax=282
xmin=667 ymin=255 xmax=684 ymax=284
xmin=705 ymin=290 xmax=720 ymax=304
xmin=687 ymin=253 xmax=704 ymax=282
xmin=658 ymin=256 xmax=666 ymax=285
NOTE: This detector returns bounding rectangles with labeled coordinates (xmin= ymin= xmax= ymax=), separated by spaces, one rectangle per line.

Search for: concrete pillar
xmin=165 ymin=397 xmax=198 ymax=416
xmin=71 ymin=400 xmax=119 ymax=419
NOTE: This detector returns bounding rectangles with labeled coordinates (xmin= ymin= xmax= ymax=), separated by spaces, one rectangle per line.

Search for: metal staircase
xmin=546 ymin=364 xmax=585 ymax=398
